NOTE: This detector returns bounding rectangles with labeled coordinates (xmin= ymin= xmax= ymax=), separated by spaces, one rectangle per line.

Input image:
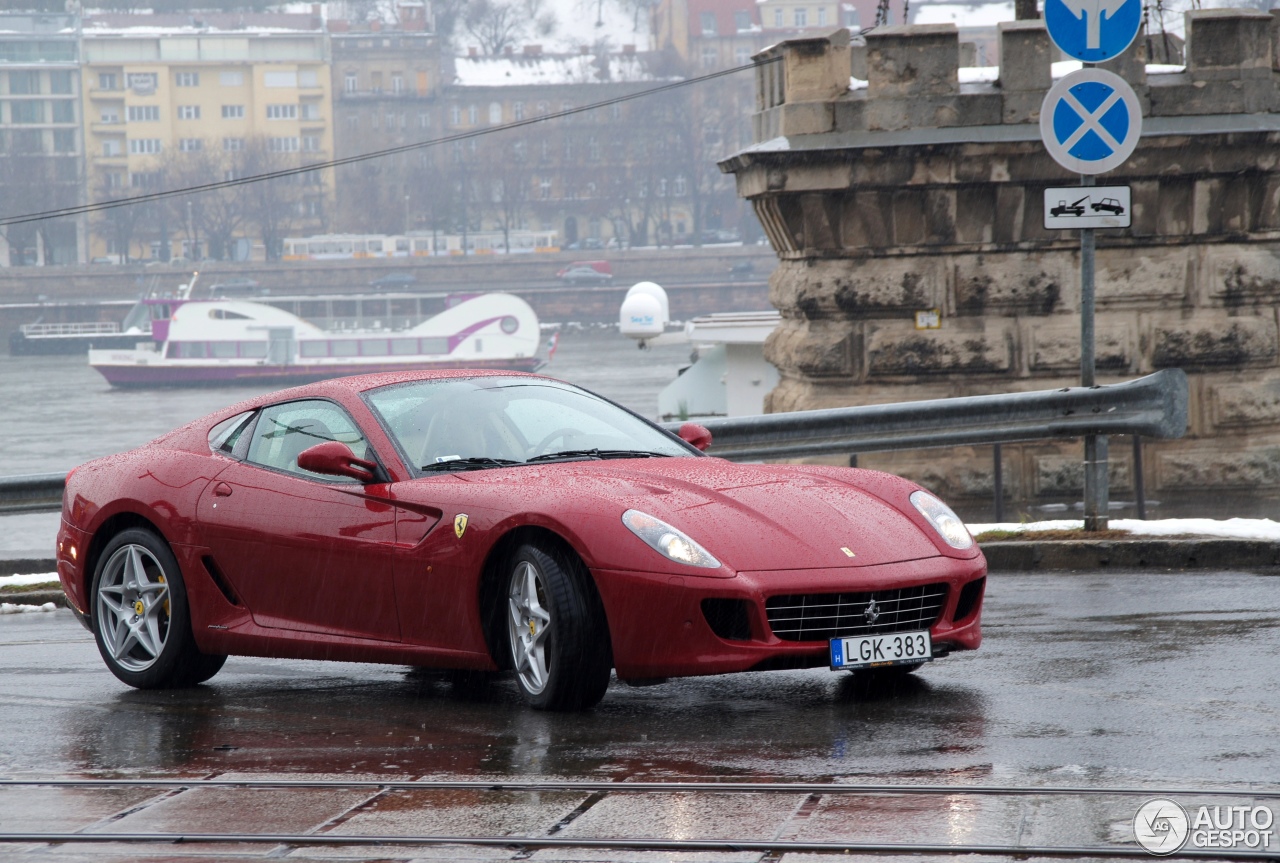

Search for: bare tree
xmin=464 ymin=0 xmax=556 ymax=54
xmin=238 ymin=137 xmax=303 ymax=261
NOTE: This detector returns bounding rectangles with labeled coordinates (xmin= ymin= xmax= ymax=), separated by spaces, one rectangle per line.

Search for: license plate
xmin=830 ymin=630 xmax=932 ymax=670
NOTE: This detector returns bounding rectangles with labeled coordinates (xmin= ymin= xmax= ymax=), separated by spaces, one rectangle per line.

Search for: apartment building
xmin=81 ymin=13 xmax=334 ymax=261
xmin=0 ymin=13 xmax=85 ymax=267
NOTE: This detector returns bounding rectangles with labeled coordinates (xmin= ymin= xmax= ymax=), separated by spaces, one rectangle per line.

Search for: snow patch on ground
xmin=1 ymin=602 xmax=56 ymax=615
xmin=0 ymin=573 xmax=59 ymax=588
xmin=967 ymin=518 xmax=1280 ymax=541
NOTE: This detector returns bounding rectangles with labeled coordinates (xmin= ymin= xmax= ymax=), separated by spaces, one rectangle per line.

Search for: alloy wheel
xmin=95 ymin=544 xmax=171 ymax=672
xmin=507 ymin=560 xmax=553 ymax=694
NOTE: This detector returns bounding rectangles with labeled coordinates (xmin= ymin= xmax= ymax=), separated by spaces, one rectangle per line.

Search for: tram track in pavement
xmin=1 ymin=778 xmax=1277 ymax=860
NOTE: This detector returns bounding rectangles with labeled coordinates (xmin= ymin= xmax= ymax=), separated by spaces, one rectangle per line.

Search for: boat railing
xmin=20 ymin=322 xmax=122 ymax=337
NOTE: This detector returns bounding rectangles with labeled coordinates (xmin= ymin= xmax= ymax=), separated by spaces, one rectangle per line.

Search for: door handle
xmin=212 ymin=482 xmax=233 ymax=498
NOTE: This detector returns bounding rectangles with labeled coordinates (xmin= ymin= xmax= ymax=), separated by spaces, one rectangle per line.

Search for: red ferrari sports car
xmin=57 ymin=371 xmax=986 ymax=710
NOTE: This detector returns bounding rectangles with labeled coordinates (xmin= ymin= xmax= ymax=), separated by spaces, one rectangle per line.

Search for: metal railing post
xmin=993 ymin=443 xmax=1004 ymax=523
xmin=1132 ymin=434 xmax=1146 ymax=520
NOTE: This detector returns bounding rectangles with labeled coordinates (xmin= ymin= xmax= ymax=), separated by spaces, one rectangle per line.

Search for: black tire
xmin=504 ymin=542 xmax=611 ymax=711
xmin=90 ymin=527 xmax=227 ymax=689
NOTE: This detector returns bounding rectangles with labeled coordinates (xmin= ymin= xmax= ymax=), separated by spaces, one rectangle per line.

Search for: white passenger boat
xmin=88 ymin=291 xmax=542 ymax=387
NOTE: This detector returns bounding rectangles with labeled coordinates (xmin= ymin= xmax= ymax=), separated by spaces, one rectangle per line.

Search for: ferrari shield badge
xmin=454 ymin=513 xmax=469 ymax=539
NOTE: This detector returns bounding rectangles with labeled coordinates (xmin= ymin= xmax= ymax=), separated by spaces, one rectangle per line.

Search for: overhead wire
xmin=0 ymin=58 xmax=777 ymax=229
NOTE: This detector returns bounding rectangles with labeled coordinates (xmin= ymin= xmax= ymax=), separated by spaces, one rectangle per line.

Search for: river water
xmin=1 ymin=326 xmax=693 ymax=559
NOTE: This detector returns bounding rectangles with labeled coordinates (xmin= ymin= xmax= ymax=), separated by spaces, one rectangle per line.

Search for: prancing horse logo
xmin=863 ymin=598 xmax=881 ymax=624
xmin=454 ymin=513 xmax=469 ymax=539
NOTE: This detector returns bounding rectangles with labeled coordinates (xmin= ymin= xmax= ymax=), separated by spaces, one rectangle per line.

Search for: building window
xmin=175 ymin=72 xmax=199 ymax=87
xmin=701 ymin=45 xmax=718 ymax=67
xmin=467 ymin=104 xmax=478 ymax=125
xmin=263 ymin=71 xmax=297 ymax=88
xmin=53 ymin=129 xmax=76 ymax=152
xmin=98 ymin=72 xmax=118 ymax=91
xmin=735 ymin=45 xmax=751 ymax=64
xmin=794 ymin=7 xmax=807 ymax=25
xmin=734 ymin=10 xmax=751 ymax=30
xmin=302 ymin=135 xmax=322 ymax=152
xmin=818 ymin=6 xmax=827 ymax=24
xmin=385 ymin=112 xmax=395 ymax=128
xmin=223 ymin=137 xmax=244 ymax=151
xmin=540 ymin=139 xmax=551 ymax=161
xmin=513 ymin=139 xmax=527 ymax=161
xmin=657 ymin=178 xmax=667 ymax=197
xmin=489 ymin=102 xmax=502 ymax=124
xmin=222 ymin=104 xmax=245 ymax=119
xmin=843 ymin=5 xmax=859 ymax=25
xmin=611 ymin=103 xmax=622 ymax=120
xmin=536 ymin=101 xmax=549 ymax=115
xmin=104 ymin=172 xmax=123 ymax=189
xmin=50 ymin=71 xmax=73 ymax=94
xmin=127 ymin=72 xmax=157 ymax=93
xmin=674 ymin=175 xmax=687 ymax=196
xmin=701 ymin=11 xmax=717 ymax=34
xmin=102 ymin=139 xmax=122 ymax=157
xmin=298 ymin=69 xmax=318 ymax=87
xmin=773 ymin=8 xmax=783 ymax=26
xmin=298 ymin=103 xmax=320 ymax=120
xmin=177 ymin=105 xmax=200 ymax=120
xmin=450 ymin=105 xmax=461 ymax=126
xmin=268 ymin=136 xmax=300 ymax=152
xmin=539 ymin=177 xmax=551 ymax=199
xmin=127 ymin=105 xmax=160 ymax=122
xmin=513 ymin=101 xmax=524 ymax=120
xmin=588 ymin=136 xmax=600 ymax=161
xmin=399 ymin=112 xmax=407 ymax=129
xmin=266 ymin=104 xmax=298 ymax=120
xmin=418 ymin=112 xmax=430 ymax=128
xmin=130 ymin=171 xmax=161 ymax=188
xmin=220 ymin=70 xmax=244 ymax=86
xmin=100 ymin=107 xmax=120 ymax=124
xmin=392 ymin=74 xmax=404 ymax=94
xmin=128 ymin=138 xmax=163 ymax=154
xmin=344 ymin=72 xmax=358 ymax=93
xmin=179 ymin=138 xmax=203 ymax=152
xmin=52 ymin=101 xmax=75 ymax=123
xmin=452 ymin=141 xmax=463 ymax=163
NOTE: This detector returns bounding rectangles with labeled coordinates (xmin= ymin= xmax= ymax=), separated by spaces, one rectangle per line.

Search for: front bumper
xmin=594 ymin=554 xmax=986 ymax=680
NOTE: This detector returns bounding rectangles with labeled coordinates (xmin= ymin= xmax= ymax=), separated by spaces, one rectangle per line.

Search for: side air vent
xmin=201 ymin=555 xmax=241 ymax=606
xmin=952 ymin=576 xmax=985 ymax=622
xmin=701 ymin=598 xmax=752 ymax=641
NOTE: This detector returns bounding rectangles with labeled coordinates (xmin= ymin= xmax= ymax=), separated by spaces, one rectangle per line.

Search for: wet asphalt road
xmin=1 ymin=569 xmax=1278 ymax=861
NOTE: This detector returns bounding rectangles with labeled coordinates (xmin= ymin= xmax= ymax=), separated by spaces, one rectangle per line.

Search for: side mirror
xmin=297 ymin=441 xmax=378 ymax=482
xmin=678 ymin=422 xmax=712 ymax=452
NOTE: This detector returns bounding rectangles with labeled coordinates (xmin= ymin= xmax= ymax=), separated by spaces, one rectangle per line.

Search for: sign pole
xmin=1079 ymin=173 xmax=1108 ymax=530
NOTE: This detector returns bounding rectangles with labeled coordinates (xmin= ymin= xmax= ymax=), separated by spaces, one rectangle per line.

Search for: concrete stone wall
xmin=725 ymin=13 xmax=1280 ymax=514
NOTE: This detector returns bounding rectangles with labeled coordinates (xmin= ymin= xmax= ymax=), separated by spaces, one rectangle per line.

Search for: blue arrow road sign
xmin=1039 ymin=69 xmax=1142 ymax=175
xmin=1044 ymin=0 xmax=1141 ymax=62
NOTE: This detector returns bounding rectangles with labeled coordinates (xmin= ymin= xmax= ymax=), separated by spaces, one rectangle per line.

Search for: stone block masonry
xmin=722 ymin=14 xmax=1280 ymax=513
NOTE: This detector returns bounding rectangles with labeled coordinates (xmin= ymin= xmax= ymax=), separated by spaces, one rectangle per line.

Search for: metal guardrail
xmin=0 ymin=370 xmax=1188 ymax=516
xmin=663 ymin=369 xmax=1188 ymax=461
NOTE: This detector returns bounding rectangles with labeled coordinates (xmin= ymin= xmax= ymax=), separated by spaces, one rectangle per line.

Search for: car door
xmin=196 ymin=398 xmax=402 ymax=642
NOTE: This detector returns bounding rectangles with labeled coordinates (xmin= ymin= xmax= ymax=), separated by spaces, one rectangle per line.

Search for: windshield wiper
xmin=420 ymin=457 xmax=522 ymax=472
xmin=525 ymin=449 xmax=669 ymax=463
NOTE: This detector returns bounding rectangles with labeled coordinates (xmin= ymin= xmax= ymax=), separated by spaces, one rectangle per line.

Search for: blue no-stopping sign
xmin=1044 ymin=0 xmax=1142 ymax=62
xmin=1039 ymin=69 xmax=1142 ymax=175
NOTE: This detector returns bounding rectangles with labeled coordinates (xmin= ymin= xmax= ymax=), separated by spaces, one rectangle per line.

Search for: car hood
xmin=445 ymin=457 xmax=947 ymax=572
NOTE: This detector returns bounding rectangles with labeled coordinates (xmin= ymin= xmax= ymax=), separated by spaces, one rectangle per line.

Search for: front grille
xmin=765 ymin=583 xmax=949 ymax=642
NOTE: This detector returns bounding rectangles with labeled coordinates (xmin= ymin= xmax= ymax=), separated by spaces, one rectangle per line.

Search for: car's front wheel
xmin=505 ymin=542 xmax=611 ymax=711
xmin=91 ymin=527 xmax=227 ymax=689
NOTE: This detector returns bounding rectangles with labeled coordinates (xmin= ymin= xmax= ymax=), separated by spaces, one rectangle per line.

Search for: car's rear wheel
xmin=91 ymin=528 xmax=227 ymax=689
xmin=505 ymin=542 xmax=611 ymax=711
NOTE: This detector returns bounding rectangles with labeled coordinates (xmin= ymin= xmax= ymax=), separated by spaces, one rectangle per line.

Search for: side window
xmin=246 ymin=400 xmax=370 ymax=481
xmin=208 ymin=410 xmax=255 ymax=457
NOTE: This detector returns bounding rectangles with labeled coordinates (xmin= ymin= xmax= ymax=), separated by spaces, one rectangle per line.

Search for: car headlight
xmin=910 ymin=490 xmax=973 ymax=550
xmin=622 ymin=509 xmax=721 ymax=569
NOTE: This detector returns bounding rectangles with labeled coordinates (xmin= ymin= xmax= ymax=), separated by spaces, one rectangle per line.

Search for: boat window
xmin=246 ymin=399 xmax=370 ymax=482
xmin=331 ymin=340 xmax=359 ymax=357
xmin=210 ymin=309 xmax=253 ymax=320
xmin=210 ymin=341 xmax=237 ymax=358
xmin=208 ymin=410 xmax=255 ymax=457
xmin=361 ymin=339 xmax=389 ymax=356
xmin=239 ymin=341 xmax=268 ymax=358
xmin=299 ymin=341 xmax=328 ymax=358
xmin=390 ymin=339 xmax=418 ymax=355
xmin=168 ymin=341 xmax=207 ymax=359
xmin=420 ymin=337 xmax=448 ymax=355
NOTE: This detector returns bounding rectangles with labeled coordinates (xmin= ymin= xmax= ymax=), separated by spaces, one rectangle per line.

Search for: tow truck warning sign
xmin=1043 ymin=185 xmax=1131 ymax=230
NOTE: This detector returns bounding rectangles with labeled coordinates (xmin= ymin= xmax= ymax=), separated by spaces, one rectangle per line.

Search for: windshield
xmin=364 ymin=376 xmax=697 ymax=472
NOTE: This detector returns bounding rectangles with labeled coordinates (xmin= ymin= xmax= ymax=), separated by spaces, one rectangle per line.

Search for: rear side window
xmin=208 ymin=411 xmax=256 ymax=457
xmin=245 ymin=399 xmax=369 ymax=481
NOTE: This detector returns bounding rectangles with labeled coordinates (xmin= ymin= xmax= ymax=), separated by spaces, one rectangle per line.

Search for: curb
xmin=980 ymin=538 xmax=1280 ymax=572
xmin=0 ymin=559 xmax=56 ymax=578
xmin=1 ymin=589 xmax=66 ymax=608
